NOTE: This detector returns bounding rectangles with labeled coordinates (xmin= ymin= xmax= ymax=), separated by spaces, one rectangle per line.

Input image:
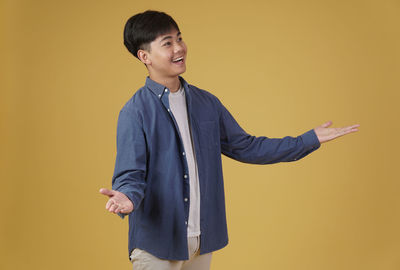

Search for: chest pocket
xmin=198 ymin=120 xmax=219 ymax=150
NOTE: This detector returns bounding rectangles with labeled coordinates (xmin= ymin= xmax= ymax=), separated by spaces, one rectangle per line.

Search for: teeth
xmin=173 ymin=57 xmax=183 ymax=62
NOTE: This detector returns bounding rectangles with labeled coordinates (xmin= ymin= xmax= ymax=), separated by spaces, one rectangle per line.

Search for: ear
xmin=137 ymin=50 xmax=151 ymax=65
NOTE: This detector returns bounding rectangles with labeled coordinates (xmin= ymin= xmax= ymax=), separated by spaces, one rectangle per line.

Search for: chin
xmin=178 ymin=68 xmax=186 ymax=75
xmin=171 ymin=67 xmax=186 ymax=77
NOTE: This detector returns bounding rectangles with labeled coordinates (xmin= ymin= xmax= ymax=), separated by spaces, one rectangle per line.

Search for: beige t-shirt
xmin=169 ymin=84 xmax=201 ymax=237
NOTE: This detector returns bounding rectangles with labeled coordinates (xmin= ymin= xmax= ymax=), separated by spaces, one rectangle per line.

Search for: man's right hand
xmin=99 ymin=188 xmax=134 ymax=214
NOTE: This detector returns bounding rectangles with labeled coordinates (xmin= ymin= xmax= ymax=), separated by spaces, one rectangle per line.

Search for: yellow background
xmin=1 ymin=0 xmax=399 ymax=269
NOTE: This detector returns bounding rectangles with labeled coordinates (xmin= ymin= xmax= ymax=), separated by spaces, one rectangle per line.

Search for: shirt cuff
xmin=114 ymin=189 xmax=139 ymax=219
xmin=300 ymin=129 xmax=321 ymax=151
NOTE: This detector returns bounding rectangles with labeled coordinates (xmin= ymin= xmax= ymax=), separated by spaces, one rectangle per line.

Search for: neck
xmin=149 ymin=73 xmax=181 ymax=92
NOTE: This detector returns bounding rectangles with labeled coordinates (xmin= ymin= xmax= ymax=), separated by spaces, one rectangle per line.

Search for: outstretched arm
xmin=314 ymin=121 xmax=359 ymax=143
xmin=217 ymin=98 xmax=359 ymax=164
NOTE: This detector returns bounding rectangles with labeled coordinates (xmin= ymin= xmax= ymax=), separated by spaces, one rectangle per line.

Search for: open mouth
xmin=172 ymin=57 xmax=184 ymax=63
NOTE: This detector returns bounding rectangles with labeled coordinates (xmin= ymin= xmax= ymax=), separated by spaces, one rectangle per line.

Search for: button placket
xmin=165 ymin=85 xmax=191 ymax=231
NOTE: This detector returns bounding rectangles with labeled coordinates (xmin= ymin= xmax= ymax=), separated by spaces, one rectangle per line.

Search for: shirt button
xmin=185 ymin=221 xmax=188 ymax=225
xmin=184 ymin=198 xmax=188 ymax=202
xmin=158 ymin=94 xmax=161 ymax=98
xmin=165 ymin=89 xmax=168 ymax=92
xmin=167 ymin=108 xmax=171 ymax=112
xmin=182 ymin=152 xmax=185 ymax=156
xmin=184 ymin=174 xmax=188 ymax=179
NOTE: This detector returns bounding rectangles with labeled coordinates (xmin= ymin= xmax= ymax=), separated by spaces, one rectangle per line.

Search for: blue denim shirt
xmin=111 ymin=76 xmax=321 ymax=261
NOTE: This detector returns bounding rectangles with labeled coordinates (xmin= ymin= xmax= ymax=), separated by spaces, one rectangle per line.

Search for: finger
xmin=335 ymin=127 xmax=358 ymax=138
xmin=119 ymin=207 xmax=129 ymax=214
xmin=341 ymin=125 xmax=360 ymax=134
xmin=341 ymin=124 xmax=360 ymax=130
xmin=99 ymin=188 xmax=114 ymax=197
xmin=320 ymin=121 xmax=332 ymax=128
xmin=114 ymin=204 xmax=124 ymax=214
xmin=349 ymin=124 xmax=360 ymax=129
xmin=106 ymin=199 xmax=116 ymax=210
xmin=343 ymin=128 xmax=359 ymax=135
xmin=343 ymin=126 xmax=358 ymax=133
xmin=109 ymin=203 xmax=119 ymax=213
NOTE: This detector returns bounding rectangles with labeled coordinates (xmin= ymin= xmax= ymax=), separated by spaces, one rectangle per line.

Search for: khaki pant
xmin=130 ymin=236 xmax=212 ymax=270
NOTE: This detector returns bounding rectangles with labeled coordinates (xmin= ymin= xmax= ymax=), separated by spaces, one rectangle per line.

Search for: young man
xmin=99 ymin=10 xmax=359 ymax=270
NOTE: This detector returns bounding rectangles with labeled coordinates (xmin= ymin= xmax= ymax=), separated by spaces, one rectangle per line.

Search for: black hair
xmin=123 ymin=10 xmax=180 ymax=59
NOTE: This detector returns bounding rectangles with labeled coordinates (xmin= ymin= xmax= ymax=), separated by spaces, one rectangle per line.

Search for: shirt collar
xmin=145 ymin=76 xmax=189 ymax=97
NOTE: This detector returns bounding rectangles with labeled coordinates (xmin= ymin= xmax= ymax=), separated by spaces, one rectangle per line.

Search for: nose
xmin=174 ymin=42 xmax=185 ymax=54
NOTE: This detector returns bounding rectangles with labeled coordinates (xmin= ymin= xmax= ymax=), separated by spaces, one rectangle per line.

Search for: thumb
xmin=99 ymin=188 xmax=114 ymax=197
xmin=320 ymin=120 xmax=332 ymax=128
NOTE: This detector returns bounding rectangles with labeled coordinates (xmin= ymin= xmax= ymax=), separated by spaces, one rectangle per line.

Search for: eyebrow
xmin=160 ymin=31 xmax=182 ymax=43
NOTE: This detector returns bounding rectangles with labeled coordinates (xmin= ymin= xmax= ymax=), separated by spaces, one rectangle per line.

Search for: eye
xmin=178 ymin=37 xmax=183 ymax=41
xmin=163 ymin=41 xmax=171 ymax=46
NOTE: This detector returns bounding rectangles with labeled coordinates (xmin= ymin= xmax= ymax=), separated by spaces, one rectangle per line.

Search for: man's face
xmin=142 ymin=29 xmax=187 ymax=78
